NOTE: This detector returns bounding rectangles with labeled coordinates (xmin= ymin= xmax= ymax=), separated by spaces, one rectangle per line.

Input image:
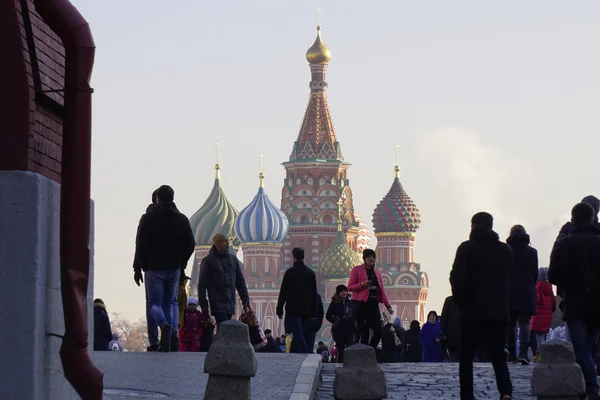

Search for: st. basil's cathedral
xmin=189 ymin=24 xmax=429 ymax=338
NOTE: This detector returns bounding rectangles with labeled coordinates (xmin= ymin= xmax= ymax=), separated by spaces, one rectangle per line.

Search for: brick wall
xmin=5 ymin=0 xmax=65 ymax=183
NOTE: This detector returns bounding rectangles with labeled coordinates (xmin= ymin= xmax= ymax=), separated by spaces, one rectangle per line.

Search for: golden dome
xmin=305 ymin=26 xmax=331 ymax=65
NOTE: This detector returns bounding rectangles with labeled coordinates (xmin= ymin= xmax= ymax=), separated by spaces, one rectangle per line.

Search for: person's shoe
xmin=532 ymin=353 xmax=541 ymax=363
xmin=500 ymin=395 xmax=512 ymax=400
xmin=158 ymin=323 xmax=171 ymax=352
xmin=146 ymin=344 xmax=159 ymax=352
xmin=170 ymin=329 xmax=179 ymax=352
xmin=518 ymin=357 xmax=530 ymax=366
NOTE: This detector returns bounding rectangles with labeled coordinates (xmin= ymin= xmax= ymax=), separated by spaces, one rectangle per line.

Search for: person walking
xmin=132 ymin=185 xmax=196 ymax=352
xmin=197 ymin=233 xmax=251 ymax=325
xmin=450 ymin=212 xmax=513 ymax=400
xmin=347 ymin=249 xmax=394 ymax=349
xmin=420 ymin=311 xmax=442 ymax=362
xmin=404 ymin=320 xmax=423 ymax=362
xmin=276 ymin=247 xmax=318 ymax=354
xmin=141 ymin=189 xmax=159 ymax=351
xmin=440 ymin=294 xmax=461 ymax=362
xmin=178 ymin=297 xmax=208 ymax=352
xmin=505 ymin=224 xmax=538 ymax=364
xmin=549 ymin=202 xmax=600 ymax=399
xmin=530 ymin=267 xmax=556 ymax=362
xmin=93 ymin=299 xmax=113 ymax=351
xmin=326 ymin=285 xmax=355 ymax=363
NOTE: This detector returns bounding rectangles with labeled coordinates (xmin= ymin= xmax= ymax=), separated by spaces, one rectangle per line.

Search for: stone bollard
xmin=531 ymin=339 xmax=585 ymax=400
xmin=203 ymin=320 xmax=257 ymax=400
xmin=333 ymin=343 xmax=388 ymax=400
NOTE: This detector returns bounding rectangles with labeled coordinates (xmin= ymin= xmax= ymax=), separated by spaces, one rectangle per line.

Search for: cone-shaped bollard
xmin=333 ymin=343 xmax=387 ymax=400
xmin=203 ymin=320 xmax=257 ymax=400
xmin=531 ymin=339 xmax=585 ymax=400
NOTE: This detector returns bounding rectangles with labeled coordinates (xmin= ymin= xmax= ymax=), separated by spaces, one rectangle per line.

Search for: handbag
xmin=239 ymin=306 xmax=267 ymax=350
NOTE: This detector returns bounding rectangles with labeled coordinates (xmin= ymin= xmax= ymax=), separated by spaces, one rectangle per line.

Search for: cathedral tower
xmin=280 ymin=25 xmax=368 ymax=272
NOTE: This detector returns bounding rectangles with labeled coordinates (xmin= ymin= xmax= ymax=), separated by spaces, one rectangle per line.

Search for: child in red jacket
xmin=178 ymin=297 xmax=208 ymax=352
xmin=530 ymin=267 xmax=556 ymax=362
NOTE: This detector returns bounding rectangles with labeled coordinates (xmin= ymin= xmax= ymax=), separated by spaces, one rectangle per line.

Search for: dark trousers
xmin=567 ymin=318 xmax=600 ymax=395
xmin=459 ymin=319 xmax=512 ymax=400
xmin=286 ymin=315 xmax=309 ymax=353
xmin=506 ymin=311 xmax=531 ymax=360
xmin=333 ymin=333 xmax=354 ymax=363
xmin=358 ymin=302 xmax=382 ymax=349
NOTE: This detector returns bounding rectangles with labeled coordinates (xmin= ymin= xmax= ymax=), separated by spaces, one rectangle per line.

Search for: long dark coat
xmin=506 ymin=232 xmax=538 ymax=315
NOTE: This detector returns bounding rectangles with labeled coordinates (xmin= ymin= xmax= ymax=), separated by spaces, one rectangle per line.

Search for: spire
xmin=288 ymin=23 xmax=342 ymax=162
xmin=394 ymin=142 xmax=400 ymax=179
xmin=336 ymin=198 xmax=343 ymax=232
xmin=215 ymin=141 xmax=221 ymax=179
xmin=258 ymin=153 xmax=265 ymax=188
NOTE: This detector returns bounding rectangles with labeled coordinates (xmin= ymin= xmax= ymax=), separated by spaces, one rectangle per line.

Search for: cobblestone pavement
xmin=316 ymin=363 xmax=535 ymax=399
xmin=95 ymin=352 xmax=307 ymax=399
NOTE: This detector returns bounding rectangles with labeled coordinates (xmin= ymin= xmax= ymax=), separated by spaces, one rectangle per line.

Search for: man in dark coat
xmin=403 ymin=320 xmax=422 ymax=362
xmin=450 ymin=212 xmax=513 ymax=400
xmin=276 ymin=247 xmax=318 ymax=354
xmin=258 ymin=329 xmax=278 ymax=353
xmin=133 ymin=185 xmax=196 ymax=352
xmin=197 ymin=233 xmax=250 ymax=324
xmin=440 ymin=294 xmax=461 ymax=362
xmin=326 ymin=285 xmax=356 ymax=363
xmin=549 ymin=202 xmax=600 ymax=399
xmin=557 ymin=195 xmax=600 ymax=238
xmin=505 ymin=225 xmax=538 ymax=363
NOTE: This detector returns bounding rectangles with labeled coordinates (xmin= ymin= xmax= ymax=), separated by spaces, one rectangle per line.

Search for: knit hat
xmin=187 ymin=297 xmax=199 ymax=306
xmin=538 ymin=267 xmax=549 ymax=282
xmin=393 ymin=317 xmax=401 ymax=327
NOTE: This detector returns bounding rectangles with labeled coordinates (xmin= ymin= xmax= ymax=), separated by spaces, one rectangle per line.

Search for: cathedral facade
xmin=190 ymin=24 xmax=429 ymax=337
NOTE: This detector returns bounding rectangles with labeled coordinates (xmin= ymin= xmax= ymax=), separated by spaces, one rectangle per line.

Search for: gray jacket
xmin=198 ymin=245 xmax=250 ymax=316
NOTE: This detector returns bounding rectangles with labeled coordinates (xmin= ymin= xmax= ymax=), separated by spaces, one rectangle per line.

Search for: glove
xmin=134 ymin=270 xmax=143 ymax=286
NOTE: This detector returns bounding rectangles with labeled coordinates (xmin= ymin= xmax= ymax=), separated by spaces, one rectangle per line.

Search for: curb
xmin=289 ymin=354 xmax=322 ymax=400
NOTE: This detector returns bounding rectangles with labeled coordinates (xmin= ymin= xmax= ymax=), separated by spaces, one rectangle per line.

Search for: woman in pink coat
xmin=347 ymin=249 xmax=394 ymax=349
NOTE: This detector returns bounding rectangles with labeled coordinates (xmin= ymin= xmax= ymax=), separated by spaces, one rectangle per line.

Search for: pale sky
xmin=74 ymin=0 xmax=600 ymax=322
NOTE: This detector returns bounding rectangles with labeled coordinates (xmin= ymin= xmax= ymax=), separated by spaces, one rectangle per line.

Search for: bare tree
xmin=111 ymin=313 xmax=148 ymax=352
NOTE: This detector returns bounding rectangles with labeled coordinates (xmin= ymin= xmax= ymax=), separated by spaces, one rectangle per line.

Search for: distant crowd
xmin=92 ymin=186 xmax=600 ymax=400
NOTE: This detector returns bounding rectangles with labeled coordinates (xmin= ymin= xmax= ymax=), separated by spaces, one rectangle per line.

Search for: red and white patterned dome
xmin=354 ymin=213 xmax=371 ymax=253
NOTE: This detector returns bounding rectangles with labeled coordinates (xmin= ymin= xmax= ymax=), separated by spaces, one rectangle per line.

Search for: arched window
xmin=400 ymin=249 xmax=405 ymax=263
xmin=265 ymin=257 xmax=269 ymax=275
xmin=300 ymin=215 xmax=310 ymax=224
xmin=322 ymin=214 xmax=333 ymax=224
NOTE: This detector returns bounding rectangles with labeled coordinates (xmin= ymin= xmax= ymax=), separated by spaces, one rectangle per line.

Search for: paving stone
xmin=317 ymin=362 xmax=536 ymax=400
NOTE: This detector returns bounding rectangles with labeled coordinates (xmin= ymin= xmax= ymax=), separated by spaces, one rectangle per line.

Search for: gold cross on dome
xmin=259 ymin=153 xmax=265 ymax=173
xmin=215 ymin=141 xmax=221 ymax=165
xmin=317 ymin=7 xmax=322 ymax=26
xmin=394 ymin=142 xmax=400 ymax=166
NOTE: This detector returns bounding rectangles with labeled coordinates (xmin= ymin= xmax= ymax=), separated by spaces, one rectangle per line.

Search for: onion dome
xmin=354 ymin=213 xmax=372 ymax=253
xmin=319 ymin=203 xmax=363 ymax=278
xmin=372 ymin=166 xmax=421 ymax=233
xmin=306 ymin=26 xmax=331 ymax=65
xmin=234 ymin=170 xmax=289 ymax=243
xmin=189 ymin=164 xmax=239 ymax=247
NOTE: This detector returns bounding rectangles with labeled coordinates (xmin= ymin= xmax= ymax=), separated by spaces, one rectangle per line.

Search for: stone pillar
xmin=204 ymin=320 xmax=257 ymax=399
xmin=333 ymin=343 xmax=387 ymax=400
xmin=531 ymin=339 xmax=585 ymax=399
xmin=0 ymin=171 xmax=95 ymax=400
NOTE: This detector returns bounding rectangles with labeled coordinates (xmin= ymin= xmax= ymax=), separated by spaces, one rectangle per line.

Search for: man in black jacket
xmin=549 ymin=202 xmax=600 ymax=399
xmin=276 ymin=247 xmax=318 ymax=354
xmin=133 ymin=185 xmax=195 ymax=352
xmin=197 ymin=233 xmax=250 ymax=324
xmin=440 ymin=294 xmax=461 ymax=362
xmin=450 ymin=212 xmax=513 ymax=400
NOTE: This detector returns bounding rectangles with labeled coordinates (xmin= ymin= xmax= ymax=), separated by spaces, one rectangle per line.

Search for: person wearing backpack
xmin=549 ymin=202 xmax=600 ymax=399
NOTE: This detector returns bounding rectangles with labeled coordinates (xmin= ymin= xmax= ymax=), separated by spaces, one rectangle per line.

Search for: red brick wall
xmin=0 ymin=0 xmax=65 ymax=183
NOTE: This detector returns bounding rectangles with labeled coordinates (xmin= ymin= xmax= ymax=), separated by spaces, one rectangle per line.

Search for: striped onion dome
xmin=189 ymin=165 xmax=240 ymax=247
xmin=372 ymin=166 xmax=421 ymax=233
xmin=319 ymin=228 xmax=363 ymax=279
xmin=354 ymin=213 xmax=372 ymax=253
xmin=233 ymin=173 xmax=289 ymax=243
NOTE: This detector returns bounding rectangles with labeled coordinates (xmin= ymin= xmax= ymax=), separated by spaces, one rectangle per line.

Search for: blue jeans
xmin=147 ymin=270 xmax=180 ymax=336
xmin=172 ymin=294 xmax=179 ymax=333
xmin=144 ymin=272 xmax=158 ymax=346
xmin=285 ymin=315 xmax=308 ymax=353
xmin=567 ymin=318 xmax=600 ymax=395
